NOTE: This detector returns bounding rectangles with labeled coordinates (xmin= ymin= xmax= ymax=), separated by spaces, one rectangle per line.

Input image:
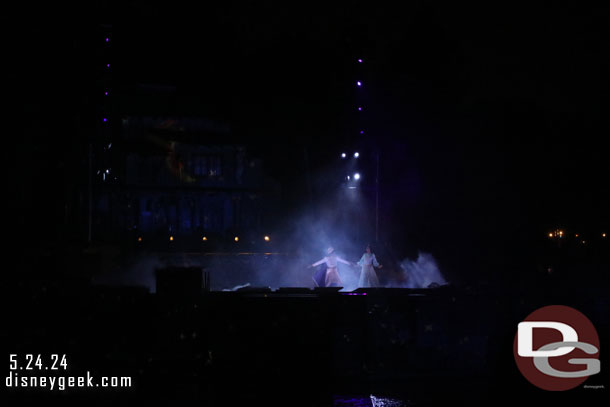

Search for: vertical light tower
xmin=98 ymin=24 xmax=114 ymax=184
xmin=376 ymin=150 xmax=379 ymax=243
xmin=354 ymin=54 xmax=380 ymax=243
xmin=90 ymin=23 xmax=115 ymax=243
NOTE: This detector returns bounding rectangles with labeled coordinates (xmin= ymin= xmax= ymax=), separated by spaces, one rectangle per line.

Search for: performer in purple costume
xmin=309 ymin=247 xmax=354 ymax=287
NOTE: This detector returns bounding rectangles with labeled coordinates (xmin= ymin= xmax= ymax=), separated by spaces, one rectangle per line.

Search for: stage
xmin=3 ymin=280 xmax=608 ymax=406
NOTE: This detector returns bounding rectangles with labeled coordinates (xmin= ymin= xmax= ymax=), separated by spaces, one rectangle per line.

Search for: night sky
xmin=8 ymin=2 xmax=610 ymax=284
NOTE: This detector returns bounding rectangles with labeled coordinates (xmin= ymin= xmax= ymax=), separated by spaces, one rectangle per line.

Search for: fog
xmin=397 ymin=252 xmax=447 ymax=289
xmin=94 ymin=172 xmax=447 ymax=291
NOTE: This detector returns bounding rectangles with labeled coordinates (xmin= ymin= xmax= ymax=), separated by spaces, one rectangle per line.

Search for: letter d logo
xmin=517 ymin=321 xmax=578 ymax=357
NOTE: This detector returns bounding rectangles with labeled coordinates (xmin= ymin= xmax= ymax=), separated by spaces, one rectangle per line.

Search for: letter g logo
xmin=513 ymin=305 xmax=601 ymax=391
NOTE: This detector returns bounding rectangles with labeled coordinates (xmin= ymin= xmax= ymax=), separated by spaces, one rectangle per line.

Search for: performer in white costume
xmin=357 ymin=244 xmax=382 ymax=287
xmin=310 ymin=247 xmax=354 ymax=287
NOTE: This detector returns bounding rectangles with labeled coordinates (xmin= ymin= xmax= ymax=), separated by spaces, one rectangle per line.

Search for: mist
xmin=94 ymin=168 xmax=447 ymax=292
xmin=396 ymin=252 xmax=447 ymax=288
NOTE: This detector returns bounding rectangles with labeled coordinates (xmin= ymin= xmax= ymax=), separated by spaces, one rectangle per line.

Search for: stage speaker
xmin=276 ymin=287 xmax=312 ymax=294
xmin=313 ymin=287 xmax=343 ymax=294
xmin=236 ymin=286 xmax=272 ymax=293
xmin=203 ymin=270 xmax=210 ymax=292
xmin=155 ymin=266 xmax=202 ymax=299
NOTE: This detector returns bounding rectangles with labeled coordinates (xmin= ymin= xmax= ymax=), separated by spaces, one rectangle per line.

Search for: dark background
xmin=8 ymin=2 xmax=610 ymax=286
xmin=3 ymin=2 xmax=610 ymax=406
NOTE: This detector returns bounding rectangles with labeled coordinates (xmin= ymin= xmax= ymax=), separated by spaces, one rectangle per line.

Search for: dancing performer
xmin=309 ymin=247 xmax=354 ymax=287
xmin=357 ymin=244 xmax=382 ymax=287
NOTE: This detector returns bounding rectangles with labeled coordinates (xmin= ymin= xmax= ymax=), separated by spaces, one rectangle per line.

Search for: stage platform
xmin=3 ymin=282 xmax=608 ymax=406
